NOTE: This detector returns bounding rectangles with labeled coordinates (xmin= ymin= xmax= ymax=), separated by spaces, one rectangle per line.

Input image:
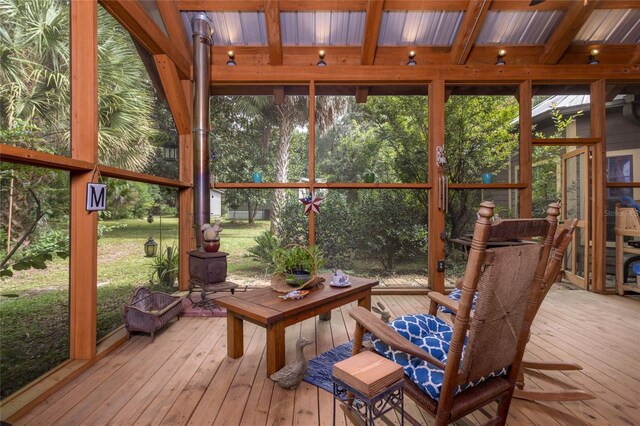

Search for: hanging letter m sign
xmin=86 ymin=183 xmax=107 ymax=211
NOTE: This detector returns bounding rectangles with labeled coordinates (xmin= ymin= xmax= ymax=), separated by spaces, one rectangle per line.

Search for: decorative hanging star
xmin=300 ymin=192 xmax=324 ymax=215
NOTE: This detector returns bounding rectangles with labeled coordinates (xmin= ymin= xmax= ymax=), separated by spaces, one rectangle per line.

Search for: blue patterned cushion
xmin=371 ymin=314 xmax=506 ymax=401
xmin=439 ymin=289 xmax=478 ymax=314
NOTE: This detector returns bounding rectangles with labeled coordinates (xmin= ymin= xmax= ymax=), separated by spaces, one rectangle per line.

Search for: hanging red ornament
xmin=300 ymin=192 xmax=324 ymax=215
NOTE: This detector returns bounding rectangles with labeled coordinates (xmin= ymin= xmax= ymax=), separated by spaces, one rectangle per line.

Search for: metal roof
xmin=280 ymin=11 xmax=365 ymax=46
xmin=208 ymin=12 xmax=268 ymax=46
xmin=574 ymin=9 xmax=640 ymax=44
xmin=378 ymin=11 xmax=464 ymax=46
xmin=139 ymin=0 xmax=168 ymax=38
xmin=476 ymin=10 xmax=565 ymax=45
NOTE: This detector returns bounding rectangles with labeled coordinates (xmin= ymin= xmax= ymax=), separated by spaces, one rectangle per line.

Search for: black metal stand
xmin=332 ymin=375 xmax=404 ymax=426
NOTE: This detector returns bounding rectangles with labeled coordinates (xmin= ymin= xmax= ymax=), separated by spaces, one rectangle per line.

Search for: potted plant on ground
xmin=150 ymin=244 xmax=178 ymax=288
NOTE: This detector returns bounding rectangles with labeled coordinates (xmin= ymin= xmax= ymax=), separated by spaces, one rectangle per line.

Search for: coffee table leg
xmin=227 ymin=312 xmax=244 ymax=358
xmin=358 ymin=290 xmax=372 ymax=310
xmin=266 ymin=321 xmax=285 ymax=376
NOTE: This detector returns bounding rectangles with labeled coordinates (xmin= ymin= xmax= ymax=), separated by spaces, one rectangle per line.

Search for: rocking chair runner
xmin=349 ymin=202 xmax=560 ymax=425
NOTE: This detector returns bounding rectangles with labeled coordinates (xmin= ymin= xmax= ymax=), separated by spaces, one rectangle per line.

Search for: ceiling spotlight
xmin=495 ymin=48 xmax=507 ymax=66
xmin=588 ymin=48 xmax=599 ymax=65
xmin=407 ymin=50 xmax=417 ymax=66
xmin=317 ymin=50 xmax=326 ymax=66
xmin=226 ymin=50 xmax=236 ymax=66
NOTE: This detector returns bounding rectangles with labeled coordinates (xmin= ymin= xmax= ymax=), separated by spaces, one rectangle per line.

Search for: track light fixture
xmin=317 ymin=50 xmax=326 ymax=66
xmin=407 ymin=50 xmax=417 ymax=66
xmin=588 ymin=49 xmax=599 ymax=65
xmin=495 ymin=48 xmax=507 ymax=65
xmin=226 ymin=50 xmax=236 ymax=66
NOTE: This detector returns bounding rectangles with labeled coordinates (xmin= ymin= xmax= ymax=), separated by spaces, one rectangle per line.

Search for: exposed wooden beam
xmin=605 ymin=84 xmax=625 ymax=102
xmin=361 ymin=0 xmax=385 ymax=65
xmin=154 ymin=55 xmax=191 ymax=134
xmin=99 ymin=166 xmax=190 ymax=188
xmin=590 ymin=79 xmax=606 ymax=293
xmin=70 ymin=0 xmax=98 ymax=362
xmin=264 ymin=0 xmax=283 ymax=65
xmin=273 ymin=86 xmax=285 ymax=104
xmin=178 ymin=0 xmax=368 ymax=11
xmin=489 ymin=0 xmax=570 ymax=10
xmin=100 ymin=0 xmax=191 ymax=79
xmin=157 ymin=0 xmax=192 ymax=62
xmin=539 ymin=0 xmax=599 ymax=65
xmin=0 ymin=145 xmax=93 ymax=172
xmin=178 ymin=79 xmax=194 ymax=291
xmin=355 ymin=0 xmax=385 ymax=102
xmin=428 ymin=80 xmax=445 ymax=294
xmin=355 ymin=87 xmax=369 ymax=103
xmin=210 ymin=64 xmax=640 ymax=84
xmin=449 ymin=0 xmax=491 ymax=65
xmin=518 ymin=80 xmax=532 ymax=219
xmin=631 ymin=45 xmax=640 ymax=64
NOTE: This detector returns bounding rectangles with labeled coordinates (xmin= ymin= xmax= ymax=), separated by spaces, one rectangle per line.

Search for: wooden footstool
xmin=332 ymin=351 xmax=405 ymax=425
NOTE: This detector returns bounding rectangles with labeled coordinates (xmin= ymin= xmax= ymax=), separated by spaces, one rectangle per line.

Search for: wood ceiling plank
xmin=449 ymin=0 xmax=492 ymax=65
xmin=539 ymin=0 xmax=599 ymax=65
xmin=154 ymin=55 xmax=191 ymax=135
xmin=100 ymin=0 xmax=191 ymax=78
xmin=265 ymin=0 xmax=283 ymax=65
xmin=157 ymin=0 xmax=192 ymax=61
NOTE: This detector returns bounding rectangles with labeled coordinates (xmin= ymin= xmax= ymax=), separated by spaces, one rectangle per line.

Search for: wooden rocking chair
xmin=429 ymin=217 xmax=594 ymax=402
xmin=349 ymin=202 xmax=559 ymax=425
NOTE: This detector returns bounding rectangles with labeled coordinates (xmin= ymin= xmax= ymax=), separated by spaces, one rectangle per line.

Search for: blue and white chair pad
xmin=371 ymin=314 xmax=506 ymax=401
xmin=439 ymin=289 xmax=478 ymax=314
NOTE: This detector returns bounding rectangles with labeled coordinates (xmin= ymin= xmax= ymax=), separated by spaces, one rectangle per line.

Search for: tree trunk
xmin=247 ymin=200 xmax=257 ymax=224
xmin=270 ymin=100 xmax=295 ymax=235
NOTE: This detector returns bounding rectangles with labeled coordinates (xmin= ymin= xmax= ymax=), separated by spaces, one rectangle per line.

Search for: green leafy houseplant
xmin=272 ymin=245 xmax=325 ymax=285
xmin=150 ymin=244 xmax=178 ymax=287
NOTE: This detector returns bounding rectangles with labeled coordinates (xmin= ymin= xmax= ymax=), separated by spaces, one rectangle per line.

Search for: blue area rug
xmin=304 ymin=334 xmax=374 ymax=395
xmin=303 ymin=341 xmax=354 ymax=394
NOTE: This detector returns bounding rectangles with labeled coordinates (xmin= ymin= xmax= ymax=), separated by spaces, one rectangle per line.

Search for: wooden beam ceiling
xmin=209 ymin=64 xmax=640 ymax=87
xmin=356 ymin=0 xmax=386 ymax=103
xmin=154 ymin=55 xmax=191 ymax=134
xmin=449 ymin=0 xmax=491 ymax=65
xmin=100 ymin=0 xmax=191 ymax=78
xmin=157 ymin=0 xmax=192 ymax=61
xmin=264 ymin=0 xmax=283 ymax=65
xmin=539 ymin=0 xmax=599 ymax=65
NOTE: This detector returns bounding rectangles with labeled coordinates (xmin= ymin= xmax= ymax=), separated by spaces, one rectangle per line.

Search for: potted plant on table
xmin=271 ymin=245 xmax=325 ymax=292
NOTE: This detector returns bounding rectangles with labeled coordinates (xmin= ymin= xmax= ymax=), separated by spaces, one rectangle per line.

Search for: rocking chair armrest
xmin=427 ymin=292 xmax=460 ymax=315
xmin=349 ymin=306 xmax=446 ymax=371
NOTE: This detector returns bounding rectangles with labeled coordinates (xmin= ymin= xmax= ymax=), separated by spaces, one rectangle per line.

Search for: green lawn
xmin=0 ymin=217 xmax=270 ymax=399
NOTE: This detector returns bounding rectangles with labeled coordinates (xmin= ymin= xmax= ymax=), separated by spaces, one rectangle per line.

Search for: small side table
xmin=332 ymin=351 xmax=404 ymax=425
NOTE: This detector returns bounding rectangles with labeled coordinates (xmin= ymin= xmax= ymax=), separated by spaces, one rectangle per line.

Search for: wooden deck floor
xmin=15 ymin=287 xmax=640 ymax=426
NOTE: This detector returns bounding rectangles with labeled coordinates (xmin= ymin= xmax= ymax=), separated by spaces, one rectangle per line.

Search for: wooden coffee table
xmin=216 ymin=274 xmax=378 ymax=376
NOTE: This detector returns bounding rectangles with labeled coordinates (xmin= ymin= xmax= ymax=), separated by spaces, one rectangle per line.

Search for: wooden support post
xmin=590 ymin=80 xmax=606 ymax=293
xmin=179 ymin=79 xmax=194 ymax=291
xmin=70 ymin=0 xmax=98 ymax=359
xmin=428 ymin=80 xmax=446 ymax=293
xmin=519 ymin=80 xmax=533 ymax=218
xmin=308 ymin=82 xmax=316 ymax=245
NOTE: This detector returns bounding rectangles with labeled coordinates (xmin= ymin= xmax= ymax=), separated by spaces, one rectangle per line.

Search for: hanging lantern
xmin=163 ymin=140 xmax=178 ymax=161
xmin=144 ymin=236 xmax=158 ymax=257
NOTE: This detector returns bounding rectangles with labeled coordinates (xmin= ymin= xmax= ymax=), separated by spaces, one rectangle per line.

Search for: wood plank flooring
xmin=15 ymin=287 xmax=640 ymax=426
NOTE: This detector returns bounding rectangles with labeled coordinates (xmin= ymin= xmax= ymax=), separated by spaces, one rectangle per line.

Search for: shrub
xmin=247 ymin=230 xmax=279 ymax=266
